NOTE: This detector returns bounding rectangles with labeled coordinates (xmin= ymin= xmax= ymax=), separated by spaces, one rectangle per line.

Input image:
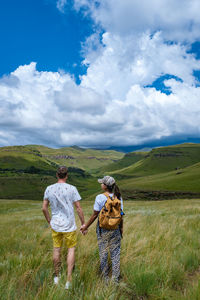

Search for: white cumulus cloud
xmin=74 ymin=0 xmax=200 ymax=42
xmin=81 ymin=31 xmax=200 ymax=99
xmin=0 ymin=59 xmax=200 ymax=147
xmin=0 ymin=0 xmax=200 ymax=147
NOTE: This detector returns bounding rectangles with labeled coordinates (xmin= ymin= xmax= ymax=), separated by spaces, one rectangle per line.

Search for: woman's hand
xmin=80 ymin=224 xmax=88 ymax=235
xmin=80 ymin=211 xmax=99 ymax=235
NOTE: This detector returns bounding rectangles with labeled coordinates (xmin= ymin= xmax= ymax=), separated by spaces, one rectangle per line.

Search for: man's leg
xmin=53 ymin=247 xmax=61 ymax=276
xmin=52 ymin=230 xmax=63 ymax=279
xmin=64 ymin=231 xmax=77 ymax=286
xmin=67 ymin=247 xmax=75 ymax=282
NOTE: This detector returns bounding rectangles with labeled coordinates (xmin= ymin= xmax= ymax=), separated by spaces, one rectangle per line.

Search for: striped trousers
xmin=96 ymin=224 xmax=121 ymax=282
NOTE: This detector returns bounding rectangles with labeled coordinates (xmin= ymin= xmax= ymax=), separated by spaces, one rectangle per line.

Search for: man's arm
xmin=74 ymin=201 xmax=85 ymax=226
xmin=80 ymin=210 xmax=99 ymax=233
xmin=42 ymin=199 xmax=51 ymax=224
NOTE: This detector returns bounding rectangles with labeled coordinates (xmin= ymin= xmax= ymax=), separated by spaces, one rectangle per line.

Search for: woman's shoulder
xmin=95 ymin=193 xmax=107 ymax=201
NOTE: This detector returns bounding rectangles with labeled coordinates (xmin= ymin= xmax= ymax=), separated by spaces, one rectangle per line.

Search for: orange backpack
xmin=99 ymin=192 xmax=122 ymax=230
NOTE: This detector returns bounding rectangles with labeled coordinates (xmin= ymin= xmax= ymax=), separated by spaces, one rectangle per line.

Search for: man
xmin=42 ymin=166 xmax=85 ymax=289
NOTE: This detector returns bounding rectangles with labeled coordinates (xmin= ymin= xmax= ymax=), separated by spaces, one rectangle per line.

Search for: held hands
xmin=80 ymin=224 xmax=88 ymax=235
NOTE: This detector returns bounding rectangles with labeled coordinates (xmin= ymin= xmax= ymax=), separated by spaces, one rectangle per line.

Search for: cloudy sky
xmin=0 ymin=0 xmax=200 ymax=149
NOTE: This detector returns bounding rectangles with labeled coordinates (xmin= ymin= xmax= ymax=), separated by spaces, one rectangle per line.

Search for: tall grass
xmin=0 ymin=199 xmax=200 ymax=299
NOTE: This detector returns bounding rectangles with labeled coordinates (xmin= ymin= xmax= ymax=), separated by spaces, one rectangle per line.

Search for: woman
xmin=80 ymin=175 xmax=124 ymax=283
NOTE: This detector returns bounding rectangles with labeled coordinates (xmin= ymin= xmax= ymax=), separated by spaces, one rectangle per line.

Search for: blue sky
xmin=0 ymin=0 xmax=200 ymax=149
xmin=0 ymin=0 xmax=92 ymax=81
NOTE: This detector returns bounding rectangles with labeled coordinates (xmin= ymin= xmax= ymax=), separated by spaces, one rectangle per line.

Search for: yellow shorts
xmin=51 ymin=229 xmax=77 ymax=248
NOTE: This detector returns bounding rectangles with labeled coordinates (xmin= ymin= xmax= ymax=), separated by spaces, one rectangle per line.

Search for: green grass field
xmin=1 ymin=199 xmax=200 ymax=300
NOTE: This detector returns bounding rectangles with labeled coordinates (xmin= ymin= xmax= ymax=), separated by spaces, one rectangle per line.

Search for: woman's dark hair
xmin=106 ymin=183 xmax=121 ymax=199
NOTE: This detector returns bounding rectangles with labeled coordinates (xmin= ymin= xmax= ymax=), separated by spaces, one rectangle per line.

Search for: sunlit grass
xmin=0 ymin=199 xmax=200 ymax=299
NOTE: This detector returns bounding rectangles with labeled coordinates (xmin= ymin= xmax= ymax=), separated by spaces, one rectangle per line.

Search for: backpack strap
xmin=101 ymin=192 xmax=110 ymax=210
xmin=103 ymin=192 xmax=114 ymax=201
xmin=103 ymin=192 xmax=110 ymax=198
xmin=98 ymin=193 xmax=109 ymax=236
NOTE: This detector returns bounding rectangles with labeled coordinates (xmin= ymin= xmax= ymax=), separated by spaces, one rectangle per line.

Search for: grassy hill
xmin=119 ymin=162 xmax=200 ymax=200
xmin=105 ymin=143 xmax=200 ymax=200
xmin=99 ymin=151 xmax=147 ymax=174
xmin=0 ymin=174 xmax=99 ymax=200
xmin=0 ymin=145 xmax=122 ymax=200
xmin=0 ymin=146 xmax=56 ymax=172
xmin=0 ymin=145 xmax=123 ymax=172
xmin=0 ymin=143 xmax=200 ymax=200
xmin=110 ymin=143 xmax=200 ymax=179
xmin=24 ymin=145 xmax=123 ymax=172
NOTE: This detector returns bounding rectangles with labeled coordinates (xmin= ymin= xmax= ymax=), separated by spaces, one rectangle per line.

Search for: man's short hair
xmin=57 ymin=166 xmax=68 ymax=179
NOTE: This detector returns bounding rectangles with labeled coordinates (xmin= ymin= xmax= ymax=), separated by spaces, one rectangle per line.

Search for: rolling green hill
xmin=0 ymin=174 xmax=99 ymax=200
xmin=24 ymin=145 xmax=123 ymax=172
xmin=106 ymin=143 xmax=200 ymax=200
xmin=110 ymin=143 xmax=200 ymax=179
xmin=99 ymin=151 xmax=147 ymax=174
xmin=0 ymin=145 xmax=123 ymax=176
xmin=0 ymin=146 xmax=55 ymax=171
xmin=0 ymin=145 xmax=121 ymax=200
xmin=0 ymin=143 xmax=200 ymax=200
xmin=119 ymin=161 xmax=200 ymax=200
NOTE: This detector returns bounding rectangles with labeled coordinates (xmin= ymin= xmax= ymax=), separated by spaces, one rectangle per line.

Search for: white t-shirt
xmin=44 ymin=182 xmax=81 ymax=232
xmin=94 ymin=193 xmax=123 ymax=212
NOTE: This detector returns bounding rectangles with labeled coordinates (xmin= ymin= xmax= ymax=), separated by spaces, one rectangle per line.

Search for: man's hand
xmin=80 ymin=210 xmax=99 ymax=235
xmin=80 ymin=224 xmax=88 ymax=235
